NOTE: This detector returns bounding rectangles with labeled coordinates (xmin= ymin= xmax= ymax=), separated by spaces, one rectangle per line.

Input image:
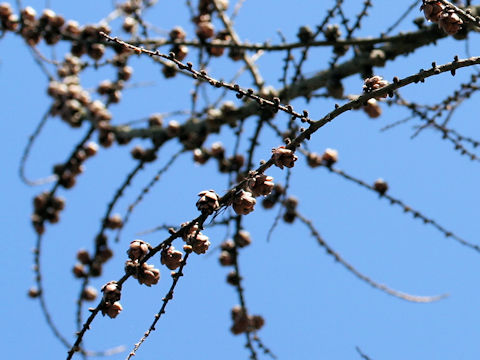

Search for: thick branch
xmin=113 ymin=20 xmax=477 ymax=142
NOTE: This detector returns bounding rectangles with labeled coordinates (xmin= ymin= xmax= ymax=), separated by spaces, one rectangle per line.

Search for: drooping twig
xmin=19 ymin=107 xmax=57 ymax=186
xmin=295 ymin=211 xmax=447 ymax=303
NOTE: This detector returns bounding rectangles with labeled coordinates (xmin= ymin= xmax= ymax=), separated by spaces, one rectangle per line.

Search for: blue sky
xmin=2 ymin=0 xmax=480 ymax=359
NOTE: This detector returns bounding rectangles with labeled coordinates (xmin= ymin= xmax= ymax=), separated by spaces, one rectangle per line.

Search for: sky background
xmin=2 ymin=0 xmax=480 ymax=359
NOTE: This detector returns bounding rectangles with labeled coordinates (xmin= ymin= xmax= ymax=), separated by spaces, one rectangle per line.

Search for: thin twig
xmin=115 ymin=149 xmax=185 ymax=243
xmin=19 ymin=107 xmax=57 ymax=186
xmin=212 ymin=0 xmax=264 ymax=89
xmin=296 ymin=211 xmax=447 ymax=303
xmin=323 ymin=165 xmax=480 ymax=252
xmin=356 ymin=346 xmax=373 ymax=360
xmin=126 ymin=253 xmax=190 ymax=359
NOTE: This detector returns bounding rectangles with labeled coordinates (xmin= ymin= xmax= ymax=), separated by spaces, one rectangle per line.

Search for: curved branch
xmin=295 ymin=212 xmax=448 ymax=303
xmin=19 ymin=107 xmax=57 ymax=186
